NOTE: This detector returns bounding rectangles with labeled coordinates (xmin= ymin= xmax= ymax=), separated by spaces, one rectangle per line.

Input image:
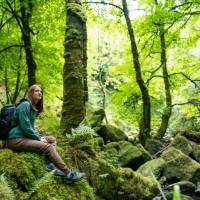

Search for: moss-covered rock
xmin=144 ymin=138 xmax=163 ymax=155
xmin=104 ymin=141 xmax=151 ymax=170
xmin=0 ymin=149 xmax=95 ymax=200
xmin=191 ymin=142 xmax=200 ymax=163
xmin=85 ymin=158 xmax=158 ymax=200
xmin=169 ymin=135 xmax=193 ymax=155
xmin=162 ymin=147 xmax=200 ymax=183
xmin=97 ymin=125 xmax=128 ymax=143
xmin=179 ymin=131 xmax=200 ymax=143
xmin=66 ymin=127 xmax=158 ymax=200
xmin=85 ymin=106 xmax=105 ymax=131
xmin=137 ymin=158 xmax=166 ymax=179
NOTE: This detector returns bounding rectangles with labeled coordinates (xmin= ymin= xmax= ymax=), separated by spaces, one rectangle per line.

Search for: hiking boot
xmin=46 ymin=163 xmax=66 ymax=177
xmin=63 ymin=169 xmax=86 ymax=184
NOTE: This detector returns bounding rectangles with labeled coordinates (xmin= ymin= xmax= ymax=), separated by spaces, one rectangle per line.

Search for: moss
xmin=191 ymin=142 xmax=200 ymax=163
xmin=89 ymin=159 xmax=158 ymax=200
xmin=144 ymin=138 xmax=163 ymax=155
xmin=103 ymin=141 xmax=151 ymax=170
xmin=98 ymin=125 xmax=128 ymax=143
xmin=0 ymin=149 xmax=95 ymax=200
xmin=162 ymin=147 xmax=200 ymax=183
xmin=67 ymin=3 xmax=87 ymax=22
xmin=169 ymin=135 xmax=193 ymax=155
xmin=137 ymin=158 xmax=166 ymax=180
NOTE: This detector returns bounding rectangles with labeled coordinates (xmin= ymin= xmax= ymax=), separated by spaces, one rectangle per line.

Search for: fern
xmin=71 ymin=123 xmax=95 ymax=135
xmin=25 ymin=170 xmax=55 ymax=200
xmin=0 ymin=174 xmax=15 ymax=200
xmin=67 ymin=124 xmax=95 ymax=146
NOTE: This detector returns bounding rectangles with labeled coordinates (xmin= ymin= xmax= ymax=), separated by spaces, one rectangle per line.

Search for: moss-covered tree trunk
xmin=19 ymin=0 xmax=36 ymax=87
xmin=122 ymin=0 xmax=151 ymax=144
xmin=156 ymin=27 xmax=172 ymax=139
xmin=60 ymin=0 xmax=87 ymax=133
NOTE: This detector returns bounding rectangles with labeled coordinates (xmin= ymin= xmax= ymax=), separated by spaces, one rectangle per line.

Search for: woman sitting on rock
xmin=7 ymin=84 xmax=85 ymax=184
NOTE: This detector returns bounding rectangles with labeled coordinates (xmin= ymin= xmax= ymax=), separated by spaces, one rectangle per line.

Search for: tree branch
xmin=0 ymin=16 xmax=14 ymax=31
xmin=0 ymin=44 xmax=24 ymax=54
xmin=172 ymin=2 xmax=193 ymax=10
xmin=146 ymin=74 xmax=163 ymax=86
xmin=5 ymin=0 xmax=24 ymax=34
xmin=172 ymin=99 xmax=200 ymax=107
xmin=83 ymin=1 xmax=123 ymax=11
xmin=169 ymin=72 xmax=200 ymax=90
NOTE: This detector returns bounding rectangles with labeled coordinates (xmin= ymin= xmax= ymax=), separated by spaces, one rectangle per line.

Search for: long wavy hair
xmin=26 ymin=84 xmax=43 ymax=114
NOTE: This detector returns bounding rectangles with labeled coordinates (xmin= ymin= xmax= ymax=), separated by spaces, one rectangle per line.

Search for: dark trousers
xmin=7 ymin=136 xmax=69 ymax=174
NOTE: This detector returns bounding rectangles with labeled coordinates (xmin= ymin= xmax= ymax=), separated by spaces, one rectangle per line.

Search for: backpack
xmin=0 ymin=98 xmax=27 ymax=140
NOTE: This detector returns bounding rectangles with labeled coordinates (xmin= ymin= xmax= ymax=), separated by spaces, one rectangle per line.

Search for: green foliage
xmin=67 ymin=124 xmax=98 ymax=157
xmin=24 ymin=170 xmax=55 ymax=200
xmin=0 ymin=149 xmax=95 ymax=200
xmin=0 ymin=174 xmax=15 ymax=200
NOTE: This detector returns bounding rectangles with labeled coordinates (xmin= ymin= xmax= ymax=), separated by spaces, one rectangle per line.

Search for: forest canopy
xmin=0 ymin=0 xmax=199 ymax=138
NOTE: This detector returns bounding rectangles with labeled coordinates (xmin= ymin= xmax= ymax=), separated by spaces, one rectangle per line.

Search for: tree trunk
xmin=12 ymin=47 xmax=23 ymax=104
xmin=4 ymin=65 xmax=10 ymax=104
xmin=122 ymin=0 xmax=151 ymax=144
xmin=19 ymin=0 xmax=36 ymax=87
xmin=156 ymin=27 xmax=172 ymax=138
xmin=60 ymin=0 xmax=87 ymax=134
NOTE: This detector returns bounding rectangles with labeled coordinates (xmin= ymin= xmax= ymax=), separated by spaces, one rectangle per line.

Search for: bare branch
xmin=172 ymin=99 xmax=200 ymax=107
xmin=172 ymin=1 xmax=200 ymax=10
xmin=146 ymin=74 xmax=163 ymax=86
xmin=83 ymin=1 xmax=123 ymax=11
xmin=0 ymin=16 xmax=14 ymax=31
xmin=169 ymin=72 xmax=200 ymax=90
xmin=172 ymin=2 xmax=193 ymax=10
xmin=0 ymin=44 xmax=24 ymax=54
xmin=5 ymin=0 xmax=24 ymax=34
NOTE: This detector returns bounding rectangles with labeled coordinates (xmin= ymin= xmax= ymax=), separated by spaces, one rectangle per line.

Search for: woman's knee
xmin=45 ymin=136 xmax=56 ymax=144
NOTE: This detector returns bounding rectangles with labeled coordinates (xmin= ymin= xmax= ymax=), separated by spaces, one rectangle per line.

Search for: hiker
xmin=7 ymin=84 xmax=85 ymax=184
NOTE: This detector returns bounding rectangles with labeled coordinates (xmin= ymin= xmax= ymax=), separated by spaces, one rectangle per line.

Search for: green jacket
xmin=8 ymin=100 xmax=42 ymax=140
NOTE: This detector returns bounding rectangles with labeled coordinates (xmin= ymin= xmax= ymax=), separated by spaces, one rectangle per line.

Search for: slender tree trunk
xmin=12 ymin=47 xmax=23 ymax=104
xmin=4 ymin=65 xmax=10 ymax=104
xmin=122 ymin=0 xmax=151 ymax=144
xmin=154 ymin=0 xmax=172 ymax=139
xmin=60 ymin=0 xmax=87 ymax=134
xmin=98 ymin=79 xmax=108 ymax=124
xmin=19 ymin=0 xmax=36 ymax=87
xmin=156 ymin=27 xmax=172 ymax=138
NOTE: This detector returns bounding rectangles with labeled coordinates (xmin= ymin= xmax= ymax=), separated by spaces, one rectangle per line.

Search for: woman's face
xmin=32 ymin=86 xmax=42 ymax=103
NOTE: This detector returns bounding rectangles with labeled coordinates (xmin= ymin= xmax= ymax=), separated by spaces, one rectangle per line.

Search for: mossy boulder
xmin=191 ymin=142 xmax=200 ymax=163
xmin=169 ymin=135 xmax=193 ymax=155
xmin=137 ymin=158 xmax=166 ymax=179
xmin=162 ymin=147 xmax=200 ymax=183
xmin=97 ymin=125 xmax=128 ymax=143
xmin=67 ymin=129 xmax=158 ymax=200
xmin=104 ymin=141 xmax=151 ymax=170
xmin=0 ymin=149 xmax=95 ymax=200
xmin=85 ymin=158 xmax=158 ymax=200
xmin=179 ymin=131 xmax=200 ymax=143
xmin=138 ymin=147 xmax=200 ymax=184
xmin=145 ymin=138 xmax=163 ymax=155
xmin=85 ymin=106 xmax=105 ymax=131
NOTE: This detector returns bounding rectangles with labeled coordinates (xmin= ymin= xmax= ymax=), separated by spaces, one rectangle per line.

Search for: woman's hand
xmin=40 ymin=137 xmax=48 ymax=143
